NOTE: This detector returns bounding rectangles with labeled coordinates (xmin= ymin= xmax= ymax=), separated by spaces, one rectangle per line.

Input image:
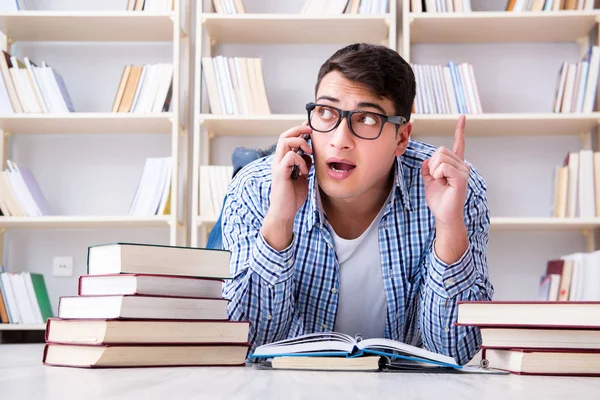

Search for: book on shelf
xmin=128 ymin=156 xmax=172 ymax=217
xmin=300 ymin=0 xmax=389 ymax=14
xmin=198 ymin=165 xmax=233 ymax=219
xmin=0 ymin=159 xmax=51 ymax=217
xmin=112 ymin=63 xmax=173 ymax=114
xmin=43 ymin=241 xmax=250 ymax=368
xmin=411 ymin=0 xmax=472 ymax=13
xmin=538 ymin=252 xmax=600 ymax=301
xmin=0 ymin=271 xmax=53 ymax=325
xmin=551 ymin=149 xmax=599 ymax=219
xmin=412 ymin=61 xmax=482 ymax=114
xmin=211 ymin=0 xmax=246 ymax=13
xmin=552 ymin=46 xmax=600 ymax=114
xmin=201 ymin=56 xmax=270 ymax=115
xmin=457 ymin=300 xmax=600 ymax=375
xmin=126 ymin=0 xmax=174 ymax=12
xmin=506 ymin=0 xmax=594 ymax=11
xmin=0 ymin=50 xmax=75 ymax=114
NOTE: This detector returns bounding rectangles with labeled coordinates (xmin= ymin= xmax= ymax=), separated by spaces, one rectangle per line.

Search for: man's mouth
xmin=328 ymin=162 xmax=356 ymax=172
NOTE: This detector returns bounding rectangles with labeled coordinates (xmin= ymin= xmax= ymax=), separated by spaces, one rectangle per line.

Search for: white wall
xmin=2 ymin=0 xmax=593 ymax=315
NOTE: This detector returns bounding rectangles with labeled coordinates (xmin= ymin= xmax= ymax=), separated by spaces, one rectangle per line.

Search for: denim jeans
xmin=205 ymin=144 xmax=276 ymax=250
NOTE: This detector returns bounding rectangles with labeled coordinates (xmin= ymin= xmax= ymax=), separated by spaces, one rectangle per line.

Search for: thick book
xmin=249 ymin=332 xmax=461 ymax=371
xmin=57 ymin=295 xmax=228 ymax=320
xmin=42 ymin=343 xmax=250 ymax=368
xmin=78 ymin=274 xmax=224 ymax=299
xmin=481 ymin=347 xmax=600 ymax=376
xmin=480 ymin=326 xmax=600 ymax=350
xmin=87 ymin=242 xmax=231 ymax=279
xmin=45 ymin=318 xmax=250 ymax=345
xmin=456 ymin=301 xmax=600 ymax=328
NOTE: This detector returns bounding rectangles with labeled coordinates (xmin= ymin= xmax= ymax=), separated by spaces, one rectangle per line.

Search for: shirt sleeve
xmin=221 ymin=172 xmax=297 ymax=354
xmin=419 ymin=185 xmax=495 ymax=366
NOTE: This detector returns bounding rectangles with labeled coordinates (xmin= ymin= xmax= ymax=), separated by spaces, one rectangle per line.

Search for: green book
xmin=28 ymin=273 xmax=54 ymax=321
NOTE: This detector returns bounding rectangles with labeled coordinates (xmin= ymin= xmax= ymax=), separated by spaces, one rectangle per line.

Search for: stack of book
xmin=412 ymin=61 xmax=482 ymax=114
xmin=301 ymin=0 xmax=389 ymax=14
xmin=42 ymin=242 xmax=250 ymax=368
xmin=112 ymin=63 xmax=173 ymax=113
xmin=201 ymin=56 xmax=271 ymax=115
xmin=128 ymin=157 xmax=173 ymax=217
xmin=538 ymin=252 xmax=600 ymax=302
xmin=0 ymin=271 xmax=53 ymax=325
xmin=0 ymin=159 xmax=51 ymax=217
xmin=457 ymin=301 xmax=600 ymax=376
xmin=551 ymin=149 xmax=599 ymax=219
xmin=507 ymin=0 xmax=594 ymax=11
xmin=126 ymin=0 xmax=174 ymax=12
xmin=198 ymin=165 xmax=234 ymax=219
xmin=0 ymin=50 xmax=75 ymax=114
xmin=211 ymin=0 xmax=246 ymax=13
xmin=552 ymin=46 xmax=600 ymax=113
xmin=410 ymin=0 xmax=472 ymax=12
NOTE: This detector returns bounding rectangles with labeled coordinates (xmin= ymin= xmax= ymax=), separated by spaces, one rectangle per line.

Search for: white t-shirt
xmin=329 ymin=190 xmax=394 ymax=340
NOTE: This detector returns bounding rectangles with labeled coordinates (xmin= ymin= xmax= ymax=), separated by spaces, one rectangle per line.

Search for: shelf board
xmin=0 ymin=11 xmax=177 ymax=42
xmin=199 ymin=114 xmax=306 ymax=136
xmin=409 ymin=11 xmax=600 ymax=44
xmin=196 ymin=216 xmax=218 ymax=225
xmin=0 ymin=113 xmax=174 ymax=134
xmin=0 ymin=324 xmax=45 ymax=331
xmin=200 ymin=13 xmax=391 ymax=44
xmin=0 ymin=216 xmax=172 ymax=229
xmin=490 ymin=217 xmax=600 ymax=231
xmin=410 ymin=113 xmax=600 ymax=137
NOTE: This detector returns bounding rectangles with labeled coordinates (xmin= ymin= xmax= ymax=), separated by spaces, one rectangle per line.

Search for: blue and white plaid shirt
xmin=222 ymin=139 xmax=494 ymax=365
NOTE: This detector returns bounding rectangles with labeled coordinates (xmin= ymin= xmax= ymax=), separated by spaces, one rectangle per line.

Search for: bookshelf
xmin=191 ymin=1 xmax=398 ymax=247
xmin=0 ymin=2 xmax=191 ymax=329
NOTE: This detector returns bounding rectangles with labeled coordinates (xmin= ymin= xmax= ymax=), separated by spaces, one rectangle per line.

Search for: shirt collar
xmin=303 ymin=157 xmax=413 ymax=232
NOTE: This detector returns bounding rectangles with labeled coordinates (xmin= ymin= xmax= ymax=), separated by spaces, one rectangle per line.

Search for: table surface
xmin=2 ymin=344 xmax=600 ymax=400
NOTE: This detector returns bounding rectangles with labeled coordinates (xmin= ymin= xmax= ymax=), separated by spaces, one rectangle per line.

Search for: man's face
xmin=311 ymin=71 xmax=411 ymax=203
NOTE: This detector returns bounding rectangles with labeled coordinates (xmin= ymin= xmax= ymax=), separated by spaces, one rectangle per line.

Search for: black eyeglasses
xmin=305 ymin=102 xmax=407 ymax=140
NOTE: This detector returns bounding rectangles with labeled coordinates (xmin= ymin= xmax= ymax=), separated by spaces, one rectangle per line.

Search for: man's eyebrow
xmin=316 ymin=95 xmax=338 ymax=103
xmin=357 ymin=102 xmax=387 ymax=115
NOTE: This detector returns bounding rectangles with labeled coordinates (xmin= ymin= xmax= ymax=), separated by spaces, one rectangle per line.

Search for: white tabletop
xmin=2 ymin=344 xmax=600 ymax=400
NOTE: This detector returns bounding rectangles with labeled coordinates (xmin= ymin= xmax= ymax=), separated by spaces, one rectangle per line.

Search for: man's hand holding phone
xmin=261 ymin=123 xmax=313 ymax=251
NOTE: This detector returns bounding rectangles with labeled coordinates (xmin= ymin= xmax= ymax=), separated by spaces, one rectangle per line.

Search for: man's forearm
xmin=434 ymin=221 xmax=468 ymax=265
xmin=261 ymin=211 xmax=295 ymax=251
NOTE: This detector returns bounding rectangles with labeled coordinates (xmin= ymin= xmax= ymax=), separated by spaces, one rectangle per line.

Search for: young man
xmin=221 ymin=43 xmax=494 ymax=365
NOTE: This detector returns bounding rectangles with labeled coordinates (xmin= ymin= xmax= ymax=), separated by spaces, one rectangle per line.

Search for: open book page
xmin=357 ymin=338 xmax=459 ymax=367
xmin=251 ymin=332 xmax=357 ymax=357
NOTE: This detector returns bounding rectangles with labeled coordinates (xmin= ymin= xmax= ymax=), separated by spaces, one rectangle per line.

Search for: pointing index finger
xmin=453 ymin=115 xmax=466 ymax=160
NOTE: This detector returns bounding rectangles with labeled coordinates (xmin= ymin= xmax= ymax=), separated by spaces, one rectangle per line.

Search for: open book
xmin=249 ymin=332 xmax=462 ymax=371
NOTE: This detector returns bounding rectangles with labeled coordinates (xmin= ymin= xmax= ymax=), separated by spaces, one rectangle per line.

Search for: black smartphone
xmin=291 ymin=134 xmax=311 ymax=180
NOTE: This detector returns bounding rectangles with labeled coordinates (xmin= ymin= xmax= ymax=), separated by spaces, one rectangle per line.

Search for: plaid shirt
xmin=222 ymin=139 xmax=494 ymax=365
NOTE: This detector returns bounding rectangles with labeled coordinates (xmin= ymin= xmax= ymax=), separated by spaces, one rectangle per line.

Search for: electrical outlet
xmin=53 ymin=256 xmax=73 ymax=277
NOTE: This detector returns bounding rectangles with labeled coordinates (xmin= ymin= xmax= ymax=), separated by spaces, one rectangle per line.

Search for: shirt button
xmin=273 ymin=266 xmax=280 ymax=272
xmin=331 ymin=288 xmax=338 ymax=294
xmin=266 ymin=313 xmax=272 ymax=320
xmin=444 ymin=327 xmax=450 ymax=333
xmin=446 ymin=278 xmax=454 ymax=284
xmin=321 ymin=323 xmax=328 ymax=329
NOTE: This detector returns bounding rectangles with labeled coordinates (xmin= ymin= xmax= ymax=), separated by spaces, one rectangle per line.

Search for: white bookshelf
xmin=0 ymin=11 xmax=180 ymax=42
xmin=200 ymin=13 xmax=393 ymax=45
xmin=406 ymin=10 xmax=599 ymax=46
xmin=191 ymin=2 xmax=398 ymax=247
xmin=0 ymin=113 xmax=176 ymax=134
xmin=0 ymin=2 xmax=191 ymax=328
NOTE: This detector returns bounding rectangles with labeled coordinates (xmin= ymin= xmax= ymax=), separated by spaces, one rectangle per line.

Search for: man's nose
xmin=329 ymin=117 xmax=355 ymax=151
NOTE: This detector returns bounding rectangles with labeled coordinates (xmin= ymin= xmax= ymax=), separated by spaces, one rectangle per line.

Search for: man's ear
xmin=394 ymin=122 xmax=411 ymax=157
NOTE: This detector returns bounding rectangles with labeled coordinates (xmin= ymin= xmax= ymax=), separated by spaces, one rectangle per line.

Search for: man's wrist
xmin=434 ymin=220 xmax=468 ymax=265
xmin=261 ymin=212 xmax=295 ymax=252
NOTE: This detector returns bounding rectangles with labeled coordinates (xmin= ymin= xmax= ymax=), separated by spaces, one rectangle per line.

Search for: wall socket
xmin=53 ymin=256 xmax=73 ymax=277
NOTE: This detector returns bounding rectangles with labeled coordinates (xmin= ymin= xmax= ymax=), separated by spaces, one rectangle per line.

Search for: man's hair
xmin=315 ymin=43 xmax=416 ymax=122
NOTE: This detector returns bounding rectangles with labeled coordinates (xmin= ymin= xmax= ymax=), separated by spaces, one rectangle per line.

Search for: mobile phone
xmin=291 ymin=134 xmax=311 ymax=180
